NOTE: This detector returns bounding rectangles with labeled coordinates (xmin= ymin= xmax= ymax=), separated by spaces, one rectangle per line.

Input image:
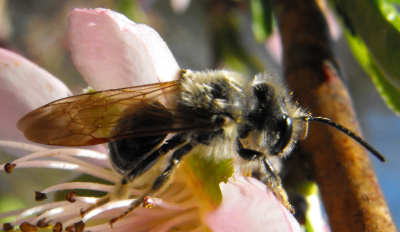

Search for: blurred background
xmin=0 ymin=0 xmax=398 ymax=228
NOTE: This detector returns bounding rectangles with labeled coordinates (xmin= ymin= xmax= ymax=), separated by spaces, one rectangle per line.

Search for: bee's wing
xmin=17 ymin=81 xmax=213 ymax=146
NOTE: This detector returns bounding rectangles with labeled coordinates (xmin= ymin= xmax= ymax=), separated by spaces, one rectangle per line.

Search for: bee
xmin=17 ymin=69 xmax=385 ymax=224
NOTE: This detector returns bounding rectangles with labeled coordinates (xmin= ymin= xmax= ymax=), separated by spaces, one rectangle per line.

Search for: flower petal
xmin=204 ymin=176 xmax=302 ymax=232
xmin=0 ymin=48 xmax=71 ymax=155
xmin=68 ymin=8 xmax=180 ymax=91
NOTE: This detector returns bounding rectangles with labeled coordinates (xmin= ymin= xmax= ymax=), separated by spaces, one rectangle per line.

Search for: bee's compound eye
xmin=271 ymin=115 xmax=293 ymax=155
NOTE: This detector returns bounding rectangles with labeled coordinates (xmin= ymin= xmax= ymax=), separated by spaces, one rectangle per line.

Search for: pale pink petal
xmin=0 ymin=48 xmax=71 ymax=155
xmin=0 ymin=48 xmax=107 ymax=157
xmin=68 ymin=8 xmax=180 ymax=91
xmin=318 ymin=0 xmax=341 ymax=40
xmin=204 ymin=176 xmax=301 ymax=232
xmin=265 ymin=30 xmax=283 ymax=63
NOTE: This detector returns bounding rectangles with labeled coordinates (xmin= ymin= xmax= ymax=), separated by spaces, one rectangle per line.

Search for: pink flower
xmin=0 ymin=8 xmax=301 ymax=232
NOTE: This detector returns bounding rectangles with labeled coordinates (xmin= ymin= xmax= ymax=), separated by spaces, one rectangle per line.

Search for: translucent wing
xmin=17 ymin=81 xmax=213 ymax=146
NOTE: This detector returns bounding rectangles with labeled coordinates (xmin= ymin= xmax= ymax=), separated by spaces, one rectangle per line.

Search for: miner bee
xmin=17 ymin=69 xmax=385 ymax=224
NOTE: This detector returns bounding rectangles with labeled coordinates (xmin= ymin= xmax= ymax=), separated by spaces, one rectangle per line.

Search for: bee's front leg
xmin=261 ymin=156 xmax=294 ymax=214
xmin=237 ymin=140 xmax=294 ymax=213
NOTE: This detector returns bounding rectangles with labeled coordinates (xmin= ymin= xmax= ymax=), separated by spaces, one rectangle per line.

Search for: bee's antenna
xmin=301 ymin=116 xmax=386 ymax=162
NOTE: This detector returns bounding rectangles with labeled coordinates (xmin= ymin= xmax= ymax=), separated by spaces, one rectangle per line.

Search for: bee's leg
xmin=237 ymin=139 xmax=263 ymax=160
xmin=125 ymin=133 xmax=189 ymax=180
xmin=82 ymin=134 xmax=188 ymax=217
xmin=237 ymin=140 xmax=294 ymax=213
xmin=261 ymin=156 xmax=294 ymax=213
xmin=80 ymin=177 xmax=133 ymax=217
xmin=109 ymin=139 xmax=195 ymax=226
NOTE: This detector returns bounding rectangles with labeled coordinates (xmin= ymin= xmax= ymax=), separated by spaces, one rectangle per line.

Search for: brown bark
xmin=272 ymin=0 xmax=396 ymax=231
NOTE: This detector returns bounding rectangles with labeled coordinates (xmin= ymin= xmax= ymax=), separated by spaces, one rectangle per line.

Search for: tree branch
xmin=272 ymin=0 xmax=396 ymax=231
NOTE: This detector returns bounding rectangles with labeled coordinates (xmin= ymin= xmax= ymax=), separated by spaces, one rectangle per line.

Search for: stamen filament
xmin=0 ymin=140 xmax=48 ymax=152
xmin=9 ymin=148 xmax=108 ymax=163
xmin=145 ymin=196 xmax=195 ymax=211
xmin=82 ymin=199 xmax=134 ymax=221
xmin=41 ymin=182 xmax=114 ymax=194
xmin=2 ymin=160 xmax=119 ymax=183
xmin=11 ymin=201 xmax=70 ymax=223
xmin=29 ymin=202 xmax=88 ymax=225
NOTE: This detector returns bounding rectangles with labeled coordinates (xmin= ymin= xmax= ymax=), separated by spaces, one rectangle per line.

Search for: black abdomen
xmin=108 ymin=101 xmax=174 ymax=178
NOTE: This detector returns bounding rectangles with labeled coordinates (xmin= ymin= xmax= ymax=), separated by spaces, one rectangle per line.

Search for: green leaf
xmin=346 ymin=32 xmax=400 ymax=115
xmin=250 ymin=0 xmax=274 ymax=42
xmin=118 ymin=0 xmax=148 ymax=23
xmin=382 ymin=0 xmax=400 ymax=9
xmin=332 ymin=0 xmax=400 ymax=93
xmin=295 ymin=182 xmax=324 ymax=232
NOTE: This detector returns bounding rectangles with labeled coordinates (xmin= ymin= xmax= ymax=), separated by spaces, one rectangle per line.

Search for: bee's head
xmin=249 ymin=82 xmax=298 ymax=156
xmin=245 ymin=74 xmax=385 ymax=162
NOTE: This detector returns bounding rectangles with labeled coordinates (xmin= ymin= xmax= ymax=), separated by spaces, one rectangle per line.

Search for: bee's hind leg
xmin=80 ymin=177 xmax=131 ymax=217
xmin=109 ymin=139 xmax=195 ymax=226
xmin=81 ymin=135 xmax=186 ymax=217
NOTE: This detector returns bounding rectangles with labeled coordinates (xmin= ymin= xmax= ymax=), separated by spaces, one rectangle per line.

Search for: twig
xmin=272 ymin=0 xmax=396 ymax=231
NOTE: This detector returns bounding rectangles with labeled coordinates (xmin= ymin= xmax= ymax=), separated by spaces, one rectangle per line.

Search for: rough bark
xmin=272 ymin=0 xmax=396 ymax=231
